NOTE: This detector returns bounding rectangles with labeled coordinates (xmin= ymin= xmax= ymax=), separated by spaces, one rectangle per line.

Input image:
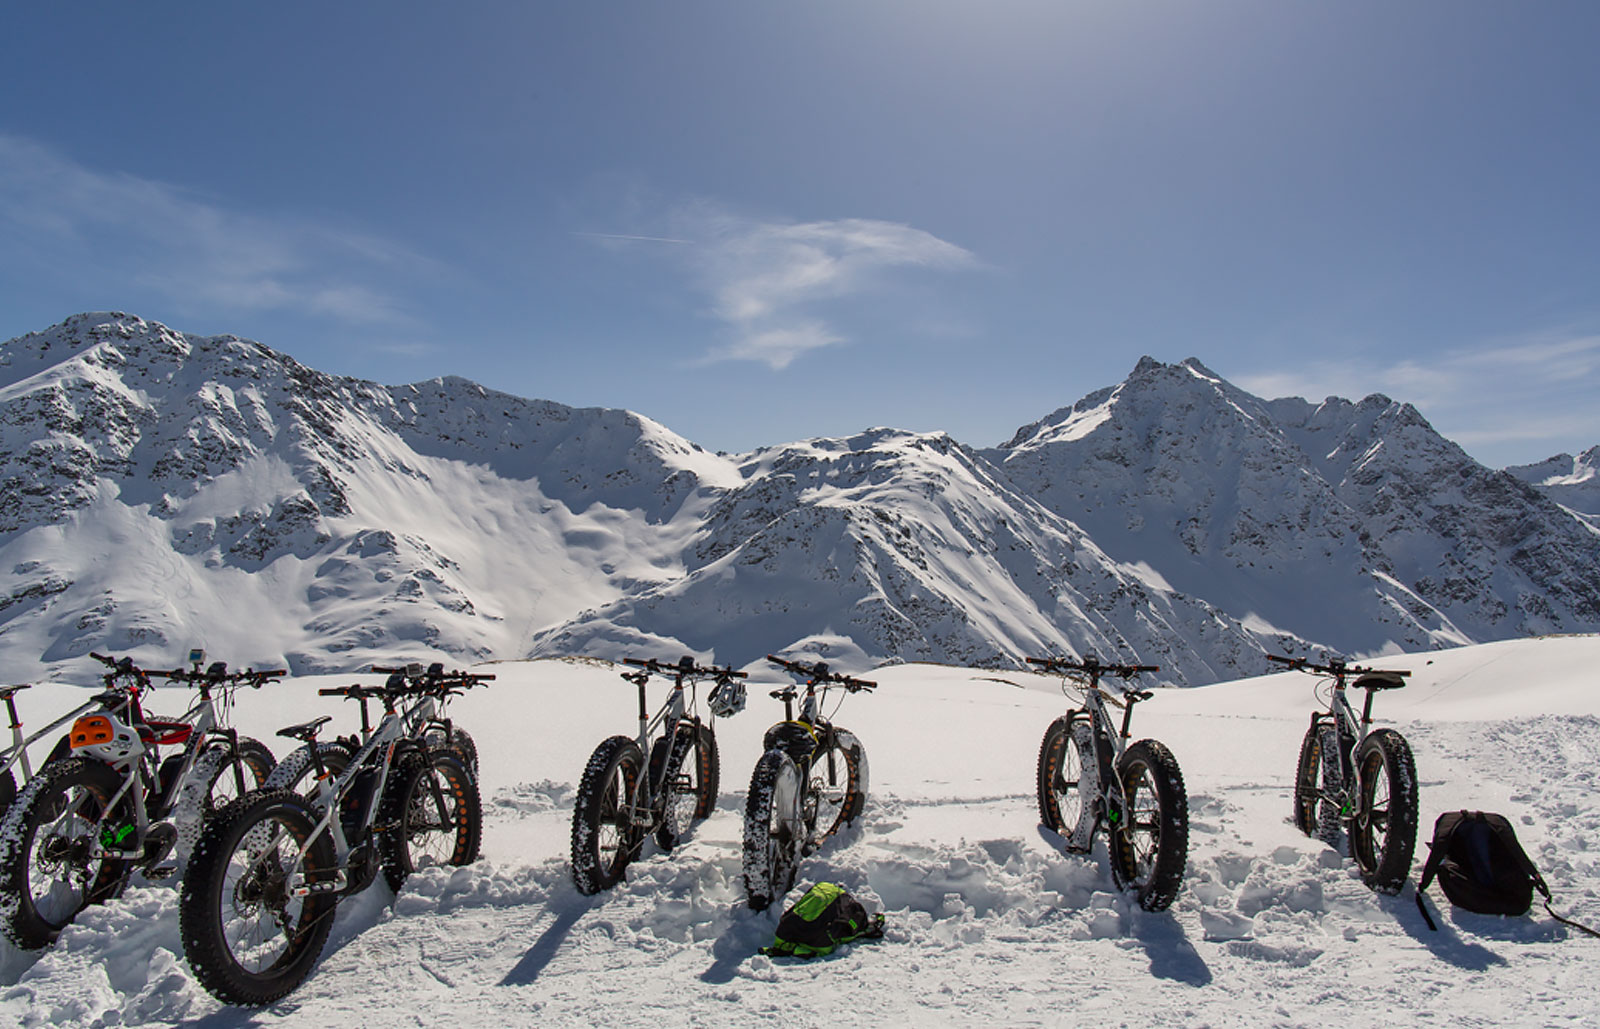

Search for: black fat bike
xmin=570 ymin=656 xmax=747 ymax=895
xmin=178 ymin=668 xmax=488 ymax=1005
xmin=1268 ymin=653 xmax=1418 ymax=894
xmin=742 ymin=655 xmax=874 ymax=912
xmin=1032 ymin=654 xmax=1188 ymax=912
xmin=0 ymin=651 xmax=278 ymax=949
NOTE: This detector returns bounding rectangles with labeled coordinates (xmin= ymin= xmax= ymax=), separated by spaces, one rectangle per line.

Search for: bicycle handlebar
xmin=622 ymin=656 xmax=749 ymax=681
xmin=765 ymin=655 xmax=876 ymax=691
xmin=318 ymin=684 xmax=393 ymax=700
xmin=1265 ymin=653 xmax=1410 ymax=681
xmin=1025 ymin=656 xmax=1159 ymax=678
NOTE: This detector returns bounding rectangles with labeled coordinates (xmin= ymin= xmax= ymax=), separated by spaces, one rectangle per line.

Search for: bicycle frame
xmin=1290 ymin=657 xmax=1409 ymax=814
xmin=0 ymin=685 xmax=101 ymax=787
xmin=90 ymin=666 xmax=268 ymax=860
xmin=761 ymin=656 xmax=875 ymax=830
xmin=616 ymin=663 xmax=697 ymax=832
xmin=285 ymin=690 xmax=411 ymax=897
xmin=767 ymin=681 xmax=849 ymax=789
xmin=1028 ymin=655 xmax=1159 ymax=844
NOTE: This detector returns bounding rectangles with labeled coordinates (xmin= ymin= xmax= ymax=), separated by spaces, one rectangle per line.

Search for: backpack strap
xmin=1544 ymin=903 xmax=1600 ymax=939
xmin=1489 ymin=820 xmax=1600 ymax=938
xmin=1415 ymin=834 xmax=1446 ymax=932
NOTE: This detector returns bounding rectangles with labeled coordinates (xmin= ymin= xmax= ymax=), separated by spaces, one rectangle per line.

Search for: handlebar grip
xmin=1131 ymin=665 xmax=1160 ymax=673
xmin=622 ymin=657 xmax=651 ymax=668
xmin=255 ymin=669 xmax=289 ymax=678
xmin=1024 ymin=657 xmax=1051 ymax=666
xmin=316 ymin=687 xmax=345 ymax=696
xmin=1264 ymin=654 xmax=1298 ymax=665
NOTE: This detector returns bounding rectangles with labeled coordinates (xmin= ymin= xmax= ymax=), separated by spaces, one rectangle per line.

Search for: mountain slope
xmin=986 ymin=357 xmax=1600 ymax=657
xmin=531 ymin=427 xmax=1284 ymax=685
xmin=1507 ymin=446 xmax=1600 ymax=535
xmin=0 ymin=314 xmax=738 ymax=675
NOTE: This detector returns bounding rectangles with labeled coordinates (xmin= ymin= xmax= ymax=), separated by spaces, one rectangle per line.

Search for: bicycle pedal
xmin=146 ymin=863 xmax=179 ymax=881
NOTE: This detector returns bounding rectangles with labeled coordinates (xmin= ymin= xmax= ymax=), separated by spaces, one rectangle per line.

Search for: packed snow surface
xmin=2 ymin=635 xmax=1598 ymax=1026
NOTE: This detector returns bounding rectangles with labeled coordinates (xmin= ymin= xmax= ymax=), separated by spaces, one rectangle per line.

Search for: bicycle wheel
xmin=0 ymin=757 xmax=131 ymax=949
xmin=174 ymin=737 xmax=278 ymax=862
xmin=1349 ymin=728 xmax=1418 ymax=894
xmin=1037 ymin=716 xmax=1097 ymax=852
xmin=1292 ymin=722 xmax=1344 ymax=846
xmin=1110 ymin=739 xmax=1188 ymax=912
xmin=652 ymin=722 xmax=720 ymax=851
xmin=379 ymin=750 xmax=480 ymax=893
xmin=742 ymin=749 xmax=803 ymax=912
xmin=809 ymin=730 xmax=865 ymax=843
xmin=570 ymin=735 xmax=644 ymax=895
xmin=425 ymin=725 xmax=478 ymax=781
xmin=262 ymin=741 xmax=354 ymax=802
xmin=179 ymin=788 xmax=338 ymax=1006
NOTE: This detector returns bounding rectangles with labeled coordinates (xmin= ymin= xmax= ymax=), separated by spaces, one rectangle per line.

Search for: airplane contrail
xmin=573 ymin=231 xmax=695 ymax=244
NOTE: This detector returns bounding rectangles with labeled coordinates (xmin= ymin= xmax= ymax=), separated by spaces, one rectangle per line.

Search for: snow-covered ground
xmin=2 ymin=635 xmax=1598 ymax=1026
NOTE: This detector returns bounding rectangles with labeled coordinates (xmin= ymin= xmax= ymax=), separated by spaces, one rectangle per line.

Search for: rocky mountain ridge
xmin=1 ymin=314 xmax=1595 ymax=683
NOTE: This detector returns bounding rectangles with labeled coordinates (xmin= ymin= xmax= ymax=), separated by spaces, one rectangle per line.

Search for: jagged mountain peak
xmin=988 ymin=358 xmax=1600 ymax=654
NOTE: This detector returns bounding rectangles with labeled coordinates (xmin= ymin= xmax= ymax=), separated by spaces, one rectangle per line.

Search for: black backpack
xmin=1416 ymin=810 xmax=1598 ymax=937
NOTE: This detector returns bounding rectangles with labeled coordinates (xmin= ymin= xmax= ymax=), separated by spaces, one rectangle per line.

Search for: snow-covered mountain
xmin=986 ymin=357 xmax=1600 ymax=659
xmin=0 ymin=313 xmax=740 ymax=676
xmin=1506 ymin=446 xmax=1600 ymax=535
xmin=2 ymin=315 xmax=1596 ymax=683
xmin=530 ymin=427 xmax=1275 ymax=685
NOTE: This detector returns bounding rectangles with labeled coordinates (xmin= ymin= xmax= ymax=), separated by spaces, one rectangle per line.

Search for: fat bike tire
xmin=0 ymin=757 xmax=131 ymax=949
xmin=179 ymin=788 xmax=338 ymax=1006
xmin=742 ymin=749 xmax=803 ymax=912
xmin=1037 ymin=716 xmax=1097 ymax=852
xmin=1293 ymin=722 xmax=1345 ymax=847
xmin=425 ymin=726 xmax=479 ymax=782
xmin=1110 ymin=739 xmax=1188 ymax=912
xmin=379 ymin=750 xmax=480 ymax=894
xmin=652 ymin=722 xmax=720 ymax=851
xmin=810 ymin=731 xmax=865 ymax=843
xmin=570 ymin=735 xmax=644 ymax=895
xmin=1349 ymin=728 xmax=1418 ymax=894
xmin=174 ymin=737 xmax=278 ymax=864
xmin=262 ymin=741 xmax=355 ymax=805
xmin=0 ymin=769 xmax=15 ymax=817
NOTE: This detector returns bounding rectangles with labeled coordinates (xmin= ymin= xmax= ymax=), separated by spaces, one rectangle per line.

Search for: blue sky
xmin=2 ymin=2 xmax=1597 ymax=467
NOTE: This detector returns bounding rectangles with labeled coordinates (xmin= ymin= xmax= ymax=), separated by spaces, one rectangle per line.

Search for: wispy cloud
xmin=587 ymin=204 xmax=977 ymax=369
xmin=0 ymin=133 xmax=435 ymax=327
xmin=1235 ymin=330 xmax=1600 ymax=465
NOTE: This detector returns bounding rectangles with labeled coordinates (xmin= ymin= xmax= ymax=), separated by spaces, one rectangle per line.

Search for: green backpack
xmin=761 ymin=882 xmax=886 ymax=958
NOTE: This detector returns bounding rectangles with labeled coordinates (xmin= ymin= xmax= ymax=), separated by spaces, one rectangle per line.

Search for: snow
xmin=3 ymin=634 xmax=1598 ymax=1026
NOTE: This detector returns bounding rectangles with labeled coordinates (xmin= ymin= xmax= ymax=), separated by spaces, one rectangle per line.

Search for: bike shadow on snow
xmin=499 ymin=888 xmax=603 ymax=987
xmin=1036 ymin=826 xmax=1214 ymax=987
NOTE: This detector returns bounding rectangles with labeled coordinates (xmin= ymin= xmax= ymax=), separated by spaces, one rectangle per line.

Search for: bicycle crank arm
xmin=291 ymin=870 xmax=350 ymax=898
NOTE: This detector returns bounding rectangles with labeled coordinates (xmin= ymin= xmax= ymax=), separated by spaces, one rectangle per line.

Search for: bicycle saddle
xmin=1354 ymin=671 xmax=1407 ymax=690
xmin=277 ymin=715 xmax=333 ymax=742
